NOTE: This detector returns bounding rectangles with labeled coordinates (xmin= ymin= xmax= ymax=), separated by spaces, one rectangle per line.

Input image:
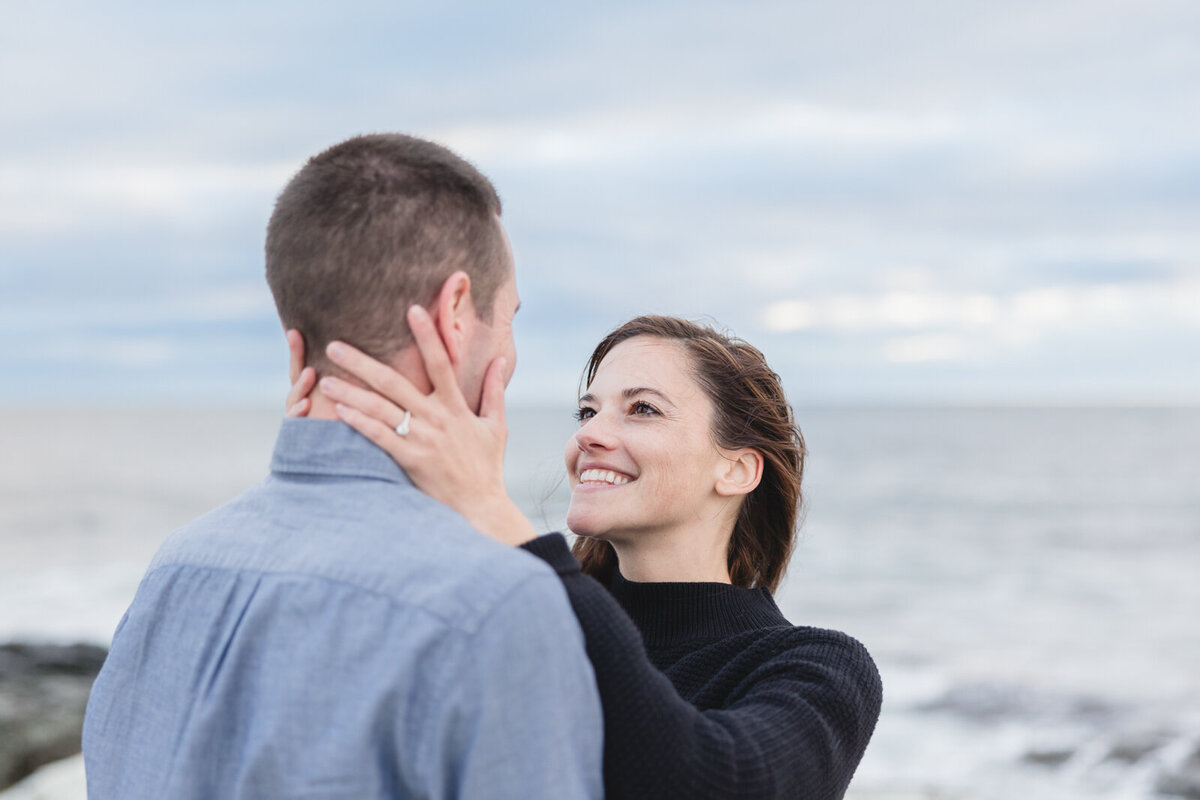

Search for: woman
xmin=294 ymin=311 xmax=882 ymax=799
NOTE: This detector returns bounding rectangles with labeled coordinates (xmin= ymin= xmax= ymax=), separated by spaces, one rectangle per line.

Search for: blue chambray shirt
xmin=83 ymin=419 xmax=603 ymax=800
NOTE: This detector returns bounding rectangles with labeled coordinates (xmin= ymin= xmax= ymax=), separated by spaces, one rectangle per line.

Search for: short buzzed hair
xmin=266 ymin=134 xmax=508 ymax=373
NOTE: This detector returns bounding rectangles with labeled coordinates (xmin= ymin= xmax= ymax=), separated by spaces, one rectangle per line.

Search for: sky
xmin=3 ymin=0 xmax=1198 ymax=407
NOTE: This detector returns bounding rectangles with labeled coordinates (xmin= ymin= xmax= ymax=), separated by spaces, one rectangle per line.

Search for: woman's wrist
xmin=464 ymin=495 xmax=539 ymax=547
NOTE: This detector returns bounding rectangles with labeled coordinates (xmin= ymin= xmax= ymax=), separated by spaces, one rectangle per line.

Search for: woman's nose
xmin=574 ymin=414 xmax=617 ymax=450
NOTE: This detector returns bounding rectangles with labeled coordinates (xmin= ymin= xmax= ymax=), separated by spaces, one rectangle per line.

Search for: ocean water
xmin=2 ymin=406 xmax=1198 ymax=799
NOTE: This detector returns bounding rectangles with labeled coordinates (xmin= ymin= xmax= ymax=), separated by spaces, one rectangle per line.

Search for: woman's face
xmin=564 ymin=336 xmax=730 ymax=543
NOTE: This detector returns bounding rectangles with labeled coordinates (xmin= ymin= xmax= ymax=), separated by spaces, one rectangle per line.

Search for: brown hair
xmin=265 ymin=134 xmax=508 ymax=374
xmin=571 ymin=316 xmax=806 ymax=593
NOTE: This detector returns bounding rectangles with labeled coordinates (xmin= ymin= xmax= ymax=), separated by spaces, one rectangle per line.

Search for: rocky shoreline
xmin=915 ymin=681 xmax=1200 ymax=799
xmin=0 ymin=643 xmax=106 ymax=792
xmin=4 ymin=642 xmax=1199 ymax=799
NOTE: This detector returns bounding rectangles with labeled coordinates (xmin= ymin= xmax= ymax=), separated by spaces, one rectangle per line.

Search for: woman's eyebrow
xmin=577 ymin=387 xmax=676 ymax=408
xmin=624 ymin=387 xmax=675 ymax=407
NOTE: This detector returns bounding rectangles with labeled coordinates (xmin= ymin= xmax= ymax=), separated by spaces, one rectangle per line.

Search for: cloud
xmin=435 ymin=99 xmax=961 ymax=171
xmin=0 ymin=162 xmax=294 ymax=235
xmin=17 ymin=335 xmax=174 ymax=367
xmin=766 ymin=280 xmax=1200 ymax=332
xmin=2 ymin=0 xmax=1199 ymax=404
xmin=764 ymin=292 xmax=1003 ymax=334
xmin=3 ymin=285 xmax=275 ymax=333
xmin=882 ymin=334 xmax=971 ymax=365
xmin=763 ymin=279 xmax=1200 ymax=371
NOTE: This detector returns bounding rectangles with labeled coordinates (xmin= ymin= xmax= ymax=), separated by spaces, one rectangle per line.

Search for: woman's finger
xmin=285 ymin=366 xmax=316 ymax=415
xmin=286 ymin=329 xmax=307 ymax=384
xmin=286 ymin=398 xmax=311 ymax=418
xmin=478 ymin=357 xmax=508 ymax=430
xmin=325 ymin=341 xmax=428 ymax=414
xmin=407 ymin=305 xmax=463 ymax=407
xmin=320 ymin=376 xmax=408 ymax=429
xmin=335 ymin=403 xmax=417 ymax=466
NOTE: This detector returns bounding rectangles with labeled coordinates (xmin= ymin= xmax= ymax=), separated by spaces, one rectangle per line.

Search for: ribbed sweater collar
xmin=608 ymin=570 xmax=789 ymax=650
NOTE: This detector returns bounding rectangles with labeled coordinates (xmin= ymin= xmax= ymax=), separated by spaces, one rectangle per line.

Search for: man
xmin=83 ymin=135 xmax=603 ymax=799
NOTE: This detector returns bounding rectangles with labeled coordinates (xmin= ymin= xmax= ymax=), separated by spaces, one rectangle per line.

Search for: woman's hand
xmin=284 ymin=329 xmax=316 ymax=417
xmin=321 ymin=305 xmax=538 ymax=546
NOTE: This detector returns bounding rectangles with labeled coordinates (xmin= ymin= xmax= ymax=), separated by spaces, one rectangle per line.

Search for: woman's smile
xmin=577 ymin=468 xmax=633 ymax=487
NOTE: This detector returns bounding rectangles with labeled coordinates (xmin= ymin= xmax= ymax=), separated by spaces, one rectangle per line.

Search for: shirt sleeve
xmin=522 ymin=534 xmax=882 ymax=800
xmin=415 ymin=568 xmax=604 ymax=800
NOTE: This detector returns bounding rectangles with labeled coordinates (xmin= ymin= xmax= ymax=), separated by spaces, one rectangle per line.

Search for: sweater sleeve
xmin=521 ymin=534 xmax=882 ymax=800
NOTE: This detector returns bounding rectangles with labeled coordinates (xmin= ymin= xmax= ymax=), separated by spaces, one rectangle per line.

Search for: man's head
xmin=266 ymin=134 xmax=518 ymax=409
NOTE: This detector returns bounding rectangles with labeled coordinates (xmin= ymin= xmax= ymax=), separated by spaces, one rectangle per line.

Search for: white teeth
xmin=579 ymin=469 xmax=630 ymax=486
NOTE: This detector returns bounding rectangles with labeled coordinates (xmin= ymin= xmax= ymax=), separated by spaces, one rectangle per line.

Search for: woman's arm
xmin=298 ymin=309 xmax=881 ymax=798
xmin=523 ymin=534 xmax=882 ymax=800
xmin=315 ymin=305 xmax=538 ymax=545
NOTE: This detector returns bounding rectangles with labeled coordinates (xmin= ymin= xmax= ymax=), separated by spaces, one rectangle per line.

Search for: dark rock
xmin=0 ymin=643 xmax=106 ymax=678
xmin=1067 ymin=695 xmax=1120 ymax=725
xmin=916 ymin=682 xmax=1026 ymax=720
xmin=1021 ymin=746 xmax=1074 ymax=767
xmin=1103 ymin=729 xmax=1171 ymax=765
xmin=0 ymin=642 xmax=107 ymax=791
xmin=916 ymin=681 xmax=1120 ymax=724
xmin=1157 ymin=744 xmax=1200 ymax=799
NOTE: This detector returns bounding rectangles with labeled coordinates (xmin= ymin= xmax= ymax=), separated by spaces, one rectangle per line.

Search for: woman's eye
xmin=631 ymin=401 xmax=659 ymax=416
xmin=574 ymin=406 xmax=596 ymax=422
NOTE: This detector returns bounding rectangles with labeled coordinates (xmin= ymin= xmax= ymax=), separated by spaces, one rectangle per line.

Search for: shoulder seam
xmin=140 ymin=560 xmax=552 ymax=634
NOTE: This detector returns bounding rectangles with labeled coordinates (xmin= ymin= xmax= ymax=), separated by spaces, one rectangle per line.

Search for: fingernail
xmin=408 ymin=305 xmax=427 ymax=321
xmin=327 ymin=341 xmax=344 ymax=359
xmin=319 ymin=377 xmax=335 ymax=393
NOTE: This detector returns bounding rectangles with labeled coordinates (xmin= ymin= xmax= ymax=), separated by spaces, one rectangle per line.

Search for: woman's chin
xmin=565 ymin=512 xmax=608 ymax=541
xmin=566 ymin=521 xmax=598 ymax=539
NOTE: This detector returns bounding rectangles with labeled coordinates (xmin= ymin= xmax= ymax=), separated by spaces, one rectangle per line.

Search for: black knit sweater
xmin=521 ymin=534 xmax=882 ymax=800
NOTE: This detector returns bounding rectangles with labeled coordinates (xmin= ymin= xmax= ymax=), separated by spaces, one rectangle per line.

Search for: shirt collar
xmin=609 ymin=569 xmax=789 ymax=649
xmin=269 ymin=418 xmax=413 ymax=486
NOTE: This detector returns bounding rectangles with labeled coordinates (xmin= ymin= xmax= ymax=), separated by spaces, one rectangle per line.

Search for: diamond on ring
xmin=394 ymin=410 xmax=412 ymax=437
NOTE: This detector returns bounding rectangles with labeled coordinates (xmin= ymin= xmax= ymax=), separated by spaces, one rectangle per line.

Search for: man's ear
xmin=430 ymin=271 xmax=474 ymax=367
xmin=286 ymin=329 xmax=307 ymax=382
xmin=715 ymin=448 xmax=764 ymax=497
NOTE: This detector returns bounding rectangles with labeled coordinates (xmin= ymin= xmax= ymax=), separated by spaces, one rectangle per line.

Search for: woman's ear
xmin=715 ymin=448 xmax=763 ymax=497
xmin=431 ymin=271 xmax=474 ymax=366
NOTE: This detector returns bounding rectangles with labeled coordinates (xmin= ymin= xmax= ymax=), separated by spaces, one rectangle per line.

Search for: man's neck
xmin=306 ymin=388 xmax=343 ymax=420
xmin=304 ymin=346 xmax=438 ymax=421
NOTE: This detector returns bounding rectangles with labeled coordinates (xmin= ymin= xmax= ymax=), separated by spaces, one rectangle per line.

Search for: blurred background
xmin=2 ymin=1 xmax=1198 ymax=798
